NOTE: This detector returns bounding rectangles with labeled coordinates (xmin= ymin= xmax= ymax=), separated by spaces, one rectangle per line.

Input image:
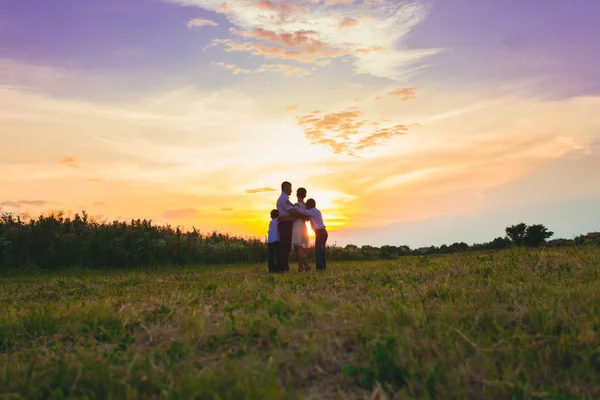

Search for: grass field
xmin=1 ymin=247 xmax=599 ymax=399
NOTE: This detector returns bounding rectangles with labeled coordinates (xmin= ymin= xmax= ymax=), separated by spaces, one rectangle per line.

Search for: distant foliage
xmin=505 ymin=223 xmax=528 ymax=246
xmin=0 ymin=211 xmax=584 ymax=271
xmin=0 ymin=211 xmax=266 ymax=270
xmin=505 ymin=223 xmax=554 ymax=247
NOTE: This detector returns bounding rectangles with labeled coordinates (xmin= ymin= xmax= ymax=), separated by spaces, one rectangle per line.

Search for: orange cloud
xmin=59 ymin=156 xmax=79 ymax=168
xmin=388 ymin=88 xmax=416 ymax=101
xmin=245 ymin=187 xmax=277 ymax=194
xmin=339 ymin=17 xmax=359 ymax=28
xmin=295 ymin=110 xmax=414 ymax=155
xmin=232 ymin=28 xmax=323 ymax=49
xmin=355 ymin=46 xmax=383 ymax=55
xmin=285 ymin=105 xmax=299 ymax=113
xmin=256 ymin=0 xmax=306 ymax=14
xmin=217 ymin=28 xmax=348 ymax=65
xmin=217 ymin=3 xmax=230 ymax=13
xmin=354 ymin=125 xmax=409 ymax=151
xmin=217 ymin=39 xmax=346 ymax=63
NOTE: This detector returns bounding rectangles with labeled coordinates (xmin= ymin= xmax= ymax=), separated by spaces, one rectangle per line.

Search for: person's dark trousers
xmin=315 ymin=228 xmax=328 ymax=271
xmin=277 ymin=221 xmax=293 ymax=272
xmin=267 ymin=241 xmax=280 ymax=273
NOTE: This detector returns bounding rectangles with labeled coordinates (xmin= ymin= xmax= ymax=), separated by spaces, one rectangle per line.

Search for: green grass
xmin=1 ymin=247 xmax=599 ymax=399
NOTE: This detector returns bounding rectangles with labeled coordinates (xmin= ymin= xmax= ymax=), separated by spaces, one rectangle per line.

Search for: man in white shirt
xmin=294 ymin=198 xmax=328 ymax=271
xmin=275 ymin=181 xmax=297 ymax=272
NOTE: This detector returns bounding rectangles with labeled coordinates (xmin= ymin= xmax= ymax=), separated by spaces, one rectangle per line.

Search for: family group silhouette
xmin=267 ymin=181 xmax=328 ymax=273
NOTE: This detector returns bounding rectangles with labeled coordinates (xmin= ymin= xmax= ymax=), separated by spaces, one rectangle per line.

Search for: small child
xmin=267 ymin=209 xmax=280 ymax=273
xmin=294 ymin=199 xmax=328 ymax=271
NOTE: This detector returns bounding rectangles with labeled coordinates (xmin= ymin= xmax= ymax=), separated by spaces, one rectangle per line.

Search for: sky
xmin=1 ymin=0 xmax=599 ymax=247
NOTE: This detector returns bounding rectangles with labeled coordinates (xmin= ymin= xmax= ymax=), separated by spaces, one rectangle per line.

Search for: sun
xmin=306 ymin=222 xmax=315 ymax=237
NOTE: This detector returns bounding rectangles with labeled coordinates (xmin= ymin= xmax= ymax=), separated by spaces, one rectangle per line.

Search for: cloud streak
xmin=245 ymin=187 xmax=277 ymax=194
xmin=1 ymin=200 xmax=49 ymax=208
xmin=187 ymin=18 xmax=218 ymax=28
xmin=214 ymin=62 xmax=250 ymax=74
xmin=59 ymin=156 xmax=79 ymax=168
xmin=214 ymin=60 xmax=310 ymax=77
xmin=255 ymin=63 xmax=311 ymax=77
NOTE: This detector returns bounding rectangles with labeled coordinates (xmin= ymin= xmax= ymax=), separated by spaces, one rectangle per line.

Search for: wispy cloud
xmin=245 ymin=187 xmax=277 ymax=194
xmin=214 ymin=62 xmax=250 ymax=74
xmin=255 ymin=63 xmax=311 ymax=77
xmin=387 ymin=87 xmax=416 ymax=101
xmin=214 ymin=60 xmax=310 ymax=77
xmin=339 ymin=17 xmax=359 ymax=29
xmin=59 ymin=156 xmax=79 ymax=168
xmin=1 ymin=200 xmax=49 ymax=208
xmin=172 ymin=0 xmax=440 ymax=80
xmin=187 ymin=18 xmax=218 ymax=28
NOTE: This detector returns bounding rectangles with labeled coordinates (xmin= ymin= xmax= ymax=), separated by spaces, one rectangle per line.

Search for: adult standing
xmin=276 ymin=181 xmax=295 ymax=272
xmin=291 ymin=187 xmax=311 ymax=272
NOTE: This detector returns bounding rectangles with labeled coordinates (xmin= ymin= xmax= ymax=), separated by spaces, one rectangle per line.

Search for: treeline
xmin=0 ymin=211 xmax=266 ymax=270
xmin=0 ymin=211 xmax=596 ymax=270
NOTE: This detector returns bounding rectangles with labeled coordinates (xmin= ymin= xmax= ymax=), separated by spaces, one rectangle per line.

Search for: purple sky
xmin=3 ymin=0 xmax=599 ymax=97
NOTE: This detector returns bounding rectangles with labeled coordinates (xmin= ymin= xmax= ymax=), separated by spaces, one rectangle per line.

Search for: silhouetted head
xmin=306 ymin=198 xmax=316 ymax=210
xmin=296 ymin=187 xmax=307 ymax=201
xmin=281 ymin=181 xmax=292 ymax=196
xmin=270 ymin=209 xmax=279 ymax=219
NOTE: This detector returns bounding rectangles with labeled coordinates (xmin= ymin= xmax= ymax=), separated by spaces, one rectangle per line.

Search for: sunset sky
xmin=1 ymin=0 xmax=599 ymax=247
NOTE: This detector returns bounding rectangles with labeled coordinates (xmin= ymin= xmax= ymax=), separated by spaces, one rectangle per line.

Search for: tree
xmin=488 ymin=236 xmax=511 ymax=250
xmin=449 ymin=242 xmax=469 ymax=252
xmin=505 ymin=223 xmax=527 ymax=246
xmin=525 ymin=224 xmax=554 ymax=247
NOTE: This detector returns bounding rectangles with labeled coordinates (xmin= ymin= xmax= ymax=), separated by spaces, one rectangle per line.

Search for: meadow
xmin=1 ymin=247 xmax=599 ymax=399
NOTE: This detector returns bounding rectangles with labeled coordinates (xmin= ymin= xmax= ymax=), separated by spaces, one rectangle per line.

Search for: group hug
xmin=267 ymin=181 xmax=328 ymax=273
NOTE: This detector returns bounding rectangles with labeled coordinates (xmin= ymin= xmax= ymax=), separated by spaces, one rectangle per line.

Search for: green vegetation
xmin=1 ymin=247 xmax=599 ymax=399
xmin=3 ymin=210 xmax=595 ymax=272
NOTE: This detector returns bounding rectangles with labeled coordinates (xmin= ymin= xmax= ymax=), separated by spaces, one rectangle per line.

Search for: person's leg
xmin=321 ymin=230 xmax=328 ymax=270
xmin=268 ymin=242 xmax=275 ymax=273
xmin=302 ymin=251 xmax=311 ymax=272
xmin=268 ymin=242 xmax=279 ymax=273
xmin=315 ymin=229 xmax=328 ymax=271
xmin=315 ymin=231 xmax=323 ymax=270
xmin=278 ymin=221 xmax=292 ymax=272
xmin=294 ymin=246 xmax=304 ymax=272
xmin=301 ymin=247 xmax=311 ymax=271
xmin=277 ymin=223 xmax=288 ymax=272
xmin=273 ymin=241 xmax=280 ymax=272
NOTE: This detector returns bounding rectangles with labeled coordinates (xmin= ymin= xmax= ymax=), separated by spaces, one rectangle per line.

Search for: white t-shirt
xmin=268 ymin=219 xmax=279 ymax=243
xmin=276 ymin=192 xmax=294 ymax=217
xmin=295 ymin=206 xmax=326 ymax=231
